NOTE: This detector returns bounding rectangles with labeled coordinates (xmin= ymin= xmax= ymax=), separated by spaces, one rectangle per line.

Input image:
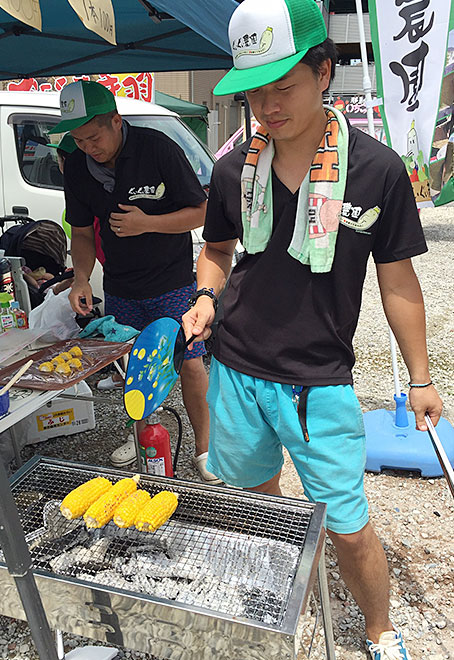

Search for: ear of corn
xmin=38 ymin=361 xmax=54 ymax=373
xmin=113 ymin=490 xmax=151 ymax=528
xmin=84 ymin=474 xmax=140 ymax=529
xmin=55 ymin=362 xmax=71 ymax=376
xmin=51 ymin=356 xmax=66 ymax=365
xmin=69 ymin=346 xmax=83 ymax=357
xmin=58 ymin=352 xmax=73 ymax=360
xmin=135 ymin=490 xmax=179 ymax=532
xmin=60 ymin=476 xmax=112 ymax=520
xmin=68 ymin=358 xmax=83 ymax=370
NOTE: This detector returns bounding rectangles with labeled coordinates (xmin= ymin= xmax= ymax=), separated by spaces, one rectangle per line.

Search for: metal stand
xmin=0 ymin=458 xmax=59 ymax=660
xmin=317 ymin=542 xmax=336 ymax=660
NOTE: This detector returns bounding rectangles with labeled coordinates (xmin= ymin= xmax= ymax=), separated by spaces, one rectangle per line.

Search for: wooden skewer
xmin=0 ymin=359 xmax=34 ymax=396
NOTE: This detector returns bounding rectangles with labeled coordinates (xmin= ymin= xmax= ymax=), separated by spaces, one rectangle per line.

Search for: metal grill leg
xmin=317 ymin=542 xmax=336 ymax=660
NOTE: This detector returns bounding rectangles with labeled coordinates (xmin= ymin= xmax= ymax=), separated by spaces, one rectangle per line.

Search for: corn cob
xmin=135 ymin=490 xmax=179 ymax=532
xmin=38 ymin=361 xmax=54 ymax=373
xmin=51 ymin=356 xmax=66 ymax=366
xmin=113 ymin=490 xmax=151 ymax=528
xmin=58 ymin=351 xmax=73 ymax=360
xmin=60 ymin=476 xmax=112 ymax=520
xmin=68 ymin=358 xmax=83 ymax=370
xmin=55 ymin=362 xmax=71 ymax=376
xmin=84 ymin=474 xmax=140 ymax=528
xmin=69 ymin=346 xmax=83 ymax=357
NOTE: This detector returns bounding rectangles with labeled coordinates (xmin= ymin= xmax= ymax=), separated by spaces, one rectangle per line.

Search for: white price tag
xmin=67 ymin=0 xmax=116 ymax=45
xmin=0 ymin=0 xmax=42 ymax=31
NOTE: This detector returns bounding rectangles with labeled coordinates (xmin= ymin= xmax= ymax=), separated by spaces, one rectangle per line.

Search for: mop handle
xmin=0 ymin=359 xmax=33 ymax=396
xmin=425 ymin=414 xmax=454 ymax=499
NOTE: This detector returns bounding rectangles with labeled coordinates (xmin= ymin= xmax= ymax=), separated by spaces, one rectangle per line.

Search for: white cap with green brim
xmin=214 ymin=0 xmax=327 ymax=96
xmin=49 ymin=80 xmax=117 ymax=134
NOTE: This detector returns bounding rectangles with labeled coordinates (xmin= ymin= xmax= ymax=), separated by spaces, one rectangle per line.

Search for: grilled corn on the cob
xmin=68 ymin=358 xmax=83 ymax=370
xmin=55 ymin=362 xmax=71 ymax=376
xmin=38 ymin=361 xmax=54 ymax=373
xmin=84 ymin=474 xmax=140 ymax=528
xmin=69 ymin=346 xmax=83 ymax=357
xmin=113 ymin=490 xmax=151 ymax=528
xmin=58 ymin=351 xmax=73 ymax=360
xmin=135 ymin=490 xmax=178 ymax=532
xmin=60 ymin=476 xmax=112 ymax=520
xmin=51 ymin=356 xmax=66 ymax=365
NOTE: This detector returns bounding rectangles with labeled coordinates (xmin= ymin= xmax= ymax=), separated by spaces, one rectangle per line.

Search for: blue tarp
xmin=0 ymin=0 xmax=237 ymax=79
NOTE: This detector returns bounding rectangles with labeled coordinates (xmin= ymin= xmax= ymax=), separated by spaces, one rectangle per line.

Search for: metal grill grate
xmin=8 ymin=460 xmax=314 ymax=627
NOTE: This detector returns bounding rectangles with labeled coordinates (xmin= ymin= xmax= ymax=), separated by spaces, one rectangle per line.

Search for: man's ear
xmin=319 ymin=59 xmax=332 ymax=93
xmin=112 ymin=112 xmax=122 ymax=130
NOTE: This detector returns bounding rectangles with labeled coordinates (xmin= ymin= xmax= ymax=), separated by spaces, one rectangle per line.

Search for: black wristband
xmin=408 ymin=381 xmax=433 ymax=388
xmin=188 ymin=287 xmax=218 ymax=312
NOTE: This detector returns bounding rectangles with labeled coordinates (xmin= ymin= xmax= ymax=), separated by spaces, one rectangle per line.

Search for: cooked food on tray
xmin=69 ymin=345 xmax=83 ymax=357
xmin=113 ymin=489 xmax=151 ymax=528
xmin=55 ymin=362 xmax=71 ymax=376
xmin=67 ymin=358 xmax=83 ymax=370
xmin=58 ymin=351 xmax=73 ymax=361
xmin=38 ymin=361 xmax=54 ymax=373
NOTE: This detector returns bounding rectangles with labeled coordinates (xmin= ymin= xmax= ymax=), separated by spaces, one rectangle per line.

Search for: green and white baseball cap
xmin=214 ymin=0 xmax=327 ymax=96
xmin=49 ymin=80 xmax=117 ymax=134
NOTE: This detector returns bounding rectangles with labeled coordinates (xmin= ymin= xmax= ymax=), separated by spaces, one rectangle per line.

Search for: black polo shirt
xmin=203 ymin=124 xmax=428 ymax=386
xmin=64 ymin=124 xmax=207 ymax=300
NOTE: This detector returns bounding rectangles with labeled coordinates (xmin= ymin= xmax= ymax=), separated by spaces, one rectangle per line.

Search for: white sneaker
xmin=110 ymin=435 xmax=136 ymax=467
xmin=366 ymin=629 xmax=412 ymax=659
xmin=97 ymin=375 xmax=123 ymax=390
xmin=192 ymin=452 xmax=223 ymax=485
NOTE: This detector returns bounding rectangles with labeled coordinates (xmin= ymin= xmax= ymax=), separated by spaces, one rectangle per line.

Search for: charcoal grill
xmin=0 ymin=456 xmax=335 ymax=659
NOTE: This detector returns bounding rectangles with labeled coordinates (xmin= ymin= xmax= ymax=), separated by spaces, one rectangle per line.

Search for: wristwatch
xmin=188 ymin=287 xmax=218 ymax=312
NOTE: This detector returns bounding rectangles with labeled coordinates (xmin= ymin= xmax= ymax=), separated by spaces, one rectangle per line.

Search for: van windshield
xmin=126 ymin=115 xmax=214 ymax=188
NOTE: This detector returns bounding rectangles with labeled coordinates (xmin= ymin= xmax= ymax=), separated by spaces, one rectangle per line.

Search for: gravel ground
xmin=1 ymin=206 xmax=453 ymax=659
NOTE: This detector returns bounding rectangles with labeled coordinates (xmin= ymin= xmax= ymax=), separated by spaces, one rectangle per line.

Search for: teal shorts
xmin=206 ymin=358 xmax=369 ymax=534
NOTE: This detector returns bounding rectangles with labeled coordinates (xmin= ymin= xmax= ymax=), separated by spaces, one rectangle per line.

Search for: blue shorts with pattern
xmin=206 ymin=358 xmax=369 ymax=534
xmin=104 ymin=283 xmax=206 ymax=360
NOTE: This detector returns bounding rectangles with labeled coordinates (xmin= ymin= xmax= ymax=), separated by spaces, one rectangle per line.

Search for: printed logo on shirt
xmin=128 ymin=182 xmax=165 ymax=200
xmin=340 ymin=202 xmax=381 ymax=233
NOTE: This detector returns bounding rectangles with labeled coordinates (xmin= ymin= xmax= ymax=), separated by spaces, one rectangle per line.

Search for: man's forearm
xmin=377 ymin=260 xmax=430 ymax=382
xmin=147 ymin=202 xmax=207 ymax=234
xmin=71 ymin=230 xmax=96 ymax=283
xmin=196 ymin=242 xmax=236 ymax=295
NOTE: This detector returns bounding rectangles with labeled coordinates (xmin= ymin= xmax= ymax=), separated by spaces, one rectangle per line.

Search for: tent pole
xmin=0 ymin=460 xmax=59 ymax=660
xmin=355 ymin=0 xmax=375 ymax=138
xmin=356 ymin=0 xmax=404 ymax=402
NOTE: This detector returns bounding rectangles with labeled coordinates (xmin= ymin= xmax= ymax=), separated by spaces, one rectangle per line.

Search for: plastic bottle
xmin=0 ymin=293 xmax=15 ymax=332
xmin=138 ymin=412 xmax=173 ymax=477
xmin=0 ymin=257 xmax=15 ymax=297
xmin=10 ymin=300 xmax=28 ymax=329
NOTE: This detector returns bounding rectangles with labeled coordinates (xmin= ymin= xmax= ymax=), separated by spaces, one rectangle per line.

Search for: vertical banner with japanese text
xmin=369 ymin=0 xmax=452 ymax=207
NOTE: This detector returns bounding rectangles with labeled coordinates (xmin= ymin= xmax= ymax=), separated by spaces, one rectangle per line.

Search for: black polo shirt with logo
xmin=203 ymin=124 xmax=428 ymax=386
xmin=64 ymin=123 xmax=207 ymax=300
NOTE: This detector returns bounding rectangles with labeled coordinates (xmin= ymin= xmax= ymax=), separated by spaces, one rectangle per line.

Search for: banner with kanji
xmin=3 ymin=72 xmax=155 ymax=104
xmin=369 ymin=0 xmax=452 ymax=207
xmin=431 ymin=9 xmax=454 ymax=205
xmin=0 ymin=0 xmax=41 ymax=31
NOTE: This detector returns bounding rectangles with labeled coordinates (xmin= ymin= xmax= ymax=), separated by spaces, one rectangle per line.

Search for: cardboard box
xmin=15 ymin=380 xmax=96 ymax=444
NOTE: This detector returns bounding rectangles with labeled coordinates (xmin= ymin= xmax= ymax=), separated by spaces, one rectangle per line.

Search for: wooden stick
xmin=0 ymin=360 xmax=34 ymax=396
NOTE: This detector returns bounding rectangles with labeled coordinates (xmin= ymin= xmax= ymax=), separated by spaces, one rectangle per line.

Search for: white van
xmin=0 ymin=90 xmax=215 ymax=301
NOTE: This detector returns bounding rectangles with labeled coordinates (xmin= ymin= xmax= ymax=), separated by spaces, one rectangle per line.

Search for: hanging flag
xmin=369 ymin=0 xmax=452 ymax=207
xmin=432 ymin=10 xmax=454 ymax=206
xmin=67 ymin=0 xmax=116 ymax=45
xmin=0 ymin=0 xmax=41 ymax=31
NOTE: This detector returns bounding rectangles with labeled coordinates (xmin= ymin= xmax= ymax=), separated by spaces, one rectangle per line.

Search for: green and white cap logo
xmin=49 ymin=80 xmax=117 ymax=134
xmin=214 ymin=0 xmax=327 ymax=96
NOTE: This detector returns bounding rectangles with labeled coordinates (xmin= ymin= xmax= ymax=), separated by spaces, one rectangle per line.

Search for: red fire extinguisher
xmin=138 ymin=411 xmax=173 ymax=477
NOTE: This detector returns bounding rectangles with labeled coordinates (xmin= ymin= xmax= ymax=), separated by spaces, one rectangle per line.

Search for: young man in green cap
xmin=51 ymin=80 xmax=220 ymax=484
xmin=182 ymin=0 xmax=443 ymax=656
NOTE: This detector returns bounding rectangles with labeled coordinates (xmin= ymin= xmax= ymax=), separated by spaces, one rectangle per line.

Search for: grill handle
xmin=0 ymin=459 xmax=59 ymax=660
